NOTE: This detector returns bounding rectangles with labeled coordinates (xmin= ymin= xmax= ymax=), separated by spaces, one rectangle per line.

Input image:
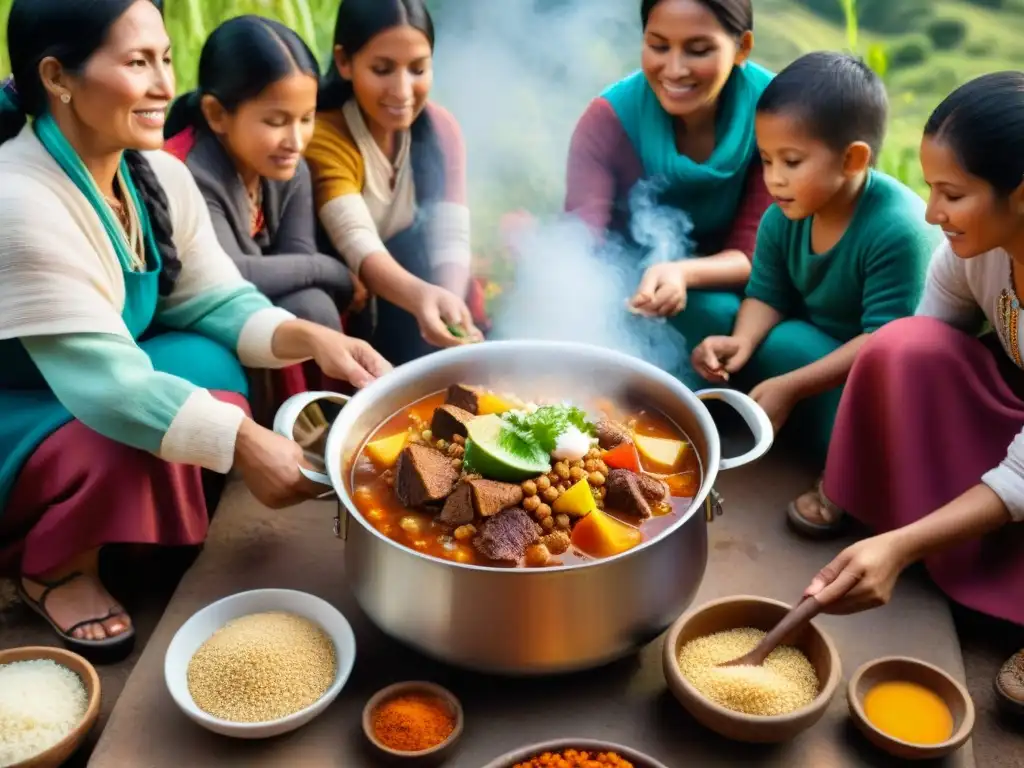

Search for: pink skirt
xmin=0 ymin=391 xmax=250 ymax=577
xmin=823 ymin=316 xmax=1024 ymax=626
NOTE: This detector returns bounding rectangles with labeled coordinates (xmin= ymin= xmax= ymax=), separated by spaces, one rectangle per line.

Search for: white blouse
xmin=917 ymin=241 xmax=1024 ymax=520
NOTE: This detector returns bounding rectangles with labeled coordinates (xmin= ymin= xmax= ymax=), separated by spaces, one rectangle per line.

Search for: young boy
xmin=691 ymin=52 xmax=939 ymax=474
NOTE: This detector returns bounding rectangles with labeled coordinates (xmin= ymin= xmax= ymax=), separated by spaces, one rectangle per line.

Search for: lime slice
xmin=464 ymin=414 xmax=551 ymax=482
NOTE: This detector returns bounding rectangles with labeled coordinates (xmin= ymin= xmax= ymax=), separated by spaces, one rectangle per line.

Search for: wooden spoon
xmin=720 ymin=596 xmax=822 ymax=667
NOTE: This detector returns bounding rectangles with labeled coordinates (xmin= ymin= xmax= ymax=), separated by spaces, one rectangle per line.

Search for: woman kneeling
xmin=0 ymin=0 xmax=390 ymax=659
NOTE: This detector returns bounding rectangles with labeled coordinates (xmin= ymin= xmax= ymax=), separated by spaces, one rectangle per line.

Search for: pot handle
xmin=273 ymin=391 xmax=349 ymax=494
xmin=696 ymin=388 xmax=774 ymax=471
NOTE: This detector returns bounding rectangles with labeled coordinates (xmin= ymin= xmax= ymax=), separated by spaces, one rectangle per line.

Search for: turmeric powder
xmin=372 ymin=693 xmax=455 ymax=752
xmin=513 ymin=749 xmax=635 ymax=768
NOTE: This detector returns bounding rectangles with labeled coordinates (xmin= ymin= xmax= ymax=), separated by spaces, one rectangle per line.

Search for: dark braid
xmin=123 ymin=150 xmax=181 ymax=295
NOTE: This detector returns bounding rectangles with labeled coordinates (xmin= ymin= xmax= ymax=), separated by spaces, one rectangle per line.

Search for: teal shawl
xmin=602 ymin=61 xmax=774 ymax=246
xmin=32 ymin=112 xmax=161 ymax=273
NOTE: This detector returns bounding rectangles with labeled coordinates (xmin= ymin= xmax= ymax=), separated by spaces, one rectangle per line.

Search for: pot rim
xmin=324 ymin=340 xmax=724 ymax=573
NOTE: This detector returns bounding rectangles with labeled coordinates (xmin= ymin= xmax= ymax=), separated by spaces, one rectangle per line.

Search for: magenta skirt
xmin=0 ymin=391 xmax=250 ymax=578
xmin=823 ymin=316 xmax=1024 ymax=626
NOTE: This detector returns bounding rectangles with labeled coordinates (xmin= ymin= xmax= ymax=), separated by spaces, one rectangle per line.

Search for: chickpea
xmin=541 ymin=516 xmax=555 ymax=531
xmin=570 ymin=459 xmax=585 ymax=469
xmin=556 ymin=483 xmax=567 ymax=494
xmin=588 ymin=447 xmax=602 ymax=459
xmin=542 ymin=530 xmax=571 ymax=555
xmin=569 ymin=466 xmax=585 ymax=482
xmin=589 ymin=471 xmax=606 ymax=487
xmin=451 ymin=444 xmax=465 ymax=457
xmin=521 ymin=479 xmax=538 ymax=497
xmin=523 ymin=495 xmax=541 ymax=513
xmin=525 ymin=543 xmax=551 ymax=568
xmin=598 ymin=486 xmax=607 ymax=499
xmin=454 ymin=524 xmax=477 ymax=542
xmin=366 ymin=508 xmax=386 ymax=522
xmin=400 ymin=516 xmax=421 ymax=534
xmin=421 ymin=429 xmax=433 ymax=442
xmin=543 ymin=486 xmax=559 ymax=503
xmin=452 ymin=434 xmax=465 ymax=445
xmin=655 ymin=501 xmax=673 ymax=516
xmin=547 ymin=472 xmax=560 ymax=486
xmin=535 ymin=503 xmax=552 ymax=520
xmin=453 ymin=548 xmax=472 ymax=564
xmin=451 ymin=459 xmax=463 ymax=471
xmin=584 ymin=459 xmax=599 ymax=473
xmin=555 ymin=514 xmax=571 ymax=530
xmin=436 ymin=439 xmax=448 ymax=451
xmin=596 ymin=460 xmax=609 ymax=476
xmin=536 ymin=475 xmax=551 ymax=492
xmin=554 ymin=462 xmax=570 ymax=480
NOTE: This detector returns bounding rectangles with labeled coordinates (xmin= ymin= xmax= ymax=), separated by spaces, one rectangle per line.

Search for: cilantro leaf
xmin=498 ymin=404 xmax=596 ymax=456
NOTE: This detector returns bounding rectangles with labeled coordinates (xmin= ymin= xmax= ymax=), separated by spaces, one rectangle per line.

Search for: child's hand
xmin=630 ymin=262 xmax=687 ymax=317
xmin=804 ymin=531 xmax=912 ymax=615
xmin=691 ymin=335 xmax=752 ymax=381
xmin=749 ymin=375 xmax=800 ymax=433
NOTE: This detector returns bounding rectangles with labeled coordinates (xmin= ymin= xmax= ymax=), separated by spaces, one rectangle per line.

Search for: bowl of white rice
xmin=0 ymin=646 xmax=101 ymax=768
xmin=164 ymin=588 xmax=356 ymax=740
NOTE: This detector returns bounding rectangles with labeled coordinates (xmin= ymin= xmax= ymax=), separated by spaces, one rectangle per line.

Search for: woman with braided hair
xmin=0 ymin=0 xmax=391 ymax=659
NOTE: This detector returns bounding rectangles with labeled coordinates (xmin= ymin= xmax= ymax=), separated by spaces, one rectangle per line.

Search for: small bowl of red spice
xmin=362 ymin=681 xmax=464 ymax=763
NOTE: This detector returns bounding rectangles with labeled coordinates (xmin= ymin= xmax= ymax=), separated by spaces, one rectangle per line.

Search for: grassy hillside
xmin=0 ymin=0 xmax=1021 ymax=257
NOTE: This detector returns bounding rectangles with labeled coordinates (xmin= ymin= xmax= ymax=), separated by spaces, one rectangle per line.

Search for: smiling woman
xmin=163 ymin=15 xmax=358 ymax=332
xmin=565 ymin=0 xmax=773 ymax=376
xmin=0 ymin=0 xmax=389 ymax=660
xmin=306 ymin=0 xmax=480 ymax=366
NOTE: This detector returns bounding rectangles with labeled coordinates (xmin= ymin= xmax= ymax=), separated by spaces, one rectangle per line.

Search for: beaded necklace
xmin=997 ymin=254 xmax=1024 ymax=369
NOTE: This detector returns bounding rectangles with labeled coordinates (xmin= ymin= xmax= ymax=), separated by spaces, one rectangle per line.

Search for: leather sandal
xmin=995 ymin=649 xmax=1024 ymax=716
xmin=787 ymin=478 xmax=846 ymax=539
xmin=17 ymin=572 xmax=135 ymax=663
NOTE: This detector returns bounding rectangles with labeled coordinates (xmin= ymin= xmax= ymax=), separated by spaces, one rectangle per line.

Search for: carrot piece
xmin=602 ymin=442 xmax=640 ymax=472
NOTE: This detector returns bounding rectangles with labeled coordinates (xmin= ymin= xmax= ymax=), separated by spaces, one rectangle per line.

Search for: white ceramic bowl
xmin=164 ymin=588 xmax=356 ymax=739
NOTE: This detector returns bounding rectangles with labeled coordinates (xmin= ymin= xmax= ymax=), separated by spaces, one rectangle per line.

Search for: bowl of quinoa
xmin=662 ymin=595 xmax=842 ymax=743
xmin=164 ymin=589 xmax=356 ymax=739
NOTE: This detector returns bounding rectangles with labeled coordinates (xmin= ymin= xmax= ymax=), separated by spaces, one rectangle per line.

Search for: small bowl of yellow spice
xmin=662 ymin=595 xmax=842 ymax=743
xmin=848 ymin=656 xmax=974 ymax=761
xmin=164 ymin=588 xmax=356 ymax=739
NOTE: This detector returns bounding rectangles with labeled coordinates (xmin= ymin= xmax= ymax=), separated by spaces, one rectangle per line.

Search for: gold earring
xmin=60 ymin=92 xmax=71 ymax=104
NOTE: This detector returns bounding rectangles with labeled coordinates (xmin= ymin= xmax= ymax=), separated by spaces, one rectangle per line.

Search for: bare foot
xmin=21 ymin=572 xmax=133 ymax=642
xmin=997 ymin=649 xmax=1024 ymax=706
xmin=792 ymin=489 xmax=841 ymax=526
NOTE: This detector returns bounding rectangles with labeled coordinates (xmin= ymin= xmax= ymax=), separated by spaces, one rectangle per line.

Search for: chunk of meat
xmin=438 ymin=482 xmax=475 ymax=526
xmin=445 ymin=384 xmax=481 ymax=415
xmin=604 ymin=468 xmax=653 ymax=519
xmin=595 ymin=419 xmax=631 ymax=450
xmin=468 ymin=478 xmax=524 ymax=517
xmin=636 ymin=473 xmax=670 ymax=502
xmin=438 ymin=478 xmax=525 ymax=526
xmin=473 ymin=507 xmax=540 ymax=563
xmin=394 ymin=444 xmax=460 ymax=508
xmin=430 ymin=404 xmax=475 ymax=443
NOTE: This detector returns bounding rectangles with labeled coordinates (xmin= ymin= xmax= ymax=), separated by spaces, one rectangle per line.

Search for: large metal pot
xmin=274 ymin=341 xmax=772 ymax=675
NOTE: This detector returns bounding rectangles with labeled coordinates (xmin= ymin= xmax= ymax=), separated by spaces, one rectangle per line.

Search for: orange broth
xmin=348 ymin=391 xmax=702 ymax=567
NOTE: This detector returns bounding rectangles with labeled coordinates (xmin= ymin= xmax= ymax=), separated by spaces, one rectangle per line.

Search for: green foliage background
xmin=1 ymin=0 xmax=1022 ymax=271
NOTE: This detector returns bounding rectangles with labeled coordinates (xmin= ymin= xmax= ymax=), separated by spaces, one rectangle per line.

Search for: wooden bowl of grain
xmin=662 ymin=595 xmax=842 ymax=743
xmin=0 ymin=646 xmax=101 ymax=768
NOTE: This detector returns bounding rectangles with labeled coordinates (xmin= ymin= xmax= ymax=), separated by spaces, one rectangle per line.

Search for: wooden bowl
xmin=0 ymin=646 xmax=101 ymax=768
xmin=662 ymin=595 xmax=842 ymax=743
xmin=362 ymin=681 xmax=464 ymax=765
xmin=481 ymin=738 xmax=671 ymax=767
xmin=848 ymin=656 xmax=974 ymax=760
